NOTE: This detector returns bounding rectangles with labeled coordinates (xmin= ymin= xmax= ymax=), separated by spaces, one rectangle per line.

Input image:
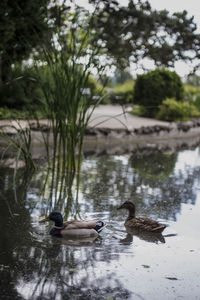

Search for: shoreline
xmin=1 ymin=105 xmax=200 ymax=159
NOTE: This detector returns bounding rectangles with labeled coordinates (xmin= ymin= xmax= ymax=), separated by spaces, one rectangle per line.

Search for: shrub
xmin=193 ymin=95 xmax=200 ymax=111
xmin=184 ymin=84 xmax=200 ymax=110
xmin=0 ymin=107 xmax=35 ymax=119
xmin=0 ymin=64 xmax=104 ymax=112
xmin=156 ymin=98 xmax=200 ymax=122
xmin=0 ymin=65 xmax=43 ymax=110
xmin=87 ymin=76 xmax=105 ymax=98
xmin=133 ymin=69 xmax=184 ymax=117
xmin=108 ymin=80 xmax=134 ymax=104
xmin=184 ymin=84 xmax=200 ymax=97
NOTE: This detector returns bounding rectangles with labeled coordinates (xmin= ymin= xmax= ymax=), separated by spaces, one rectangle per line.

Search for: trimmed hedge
xmin=133 ymin=69 xmax=184 ymax=117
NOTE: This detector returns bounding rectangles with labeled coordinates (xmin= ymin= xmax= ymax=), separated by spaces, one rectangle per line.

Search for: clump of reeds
xmin=0 ymin=121 xmax=35 ymax=170
xmin=34 ymin=8 xmax=105 ymax=208
xmin=1 ymin=6 xmax=106 ymax=215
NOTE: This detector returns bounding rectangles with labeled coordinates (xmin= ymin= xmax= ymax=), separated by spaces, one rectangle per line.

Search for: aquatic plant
xmin=33 ymin=8 xmax=105 ymax=210
xmin=0 ymin=121 xmax=35 ymax=170
xmin=0 ymin=6 xmax=106 ymax=214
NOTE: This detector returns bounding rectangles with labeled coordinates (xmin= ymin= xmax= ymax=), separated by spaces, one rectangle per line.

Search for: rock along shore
xmin=85 ymin=105 xmax=200 ymax=141
xmin=1 ymin=105 xmax=200 ymax=140
xmin=1 ymin=105 xmax=200 ymax=158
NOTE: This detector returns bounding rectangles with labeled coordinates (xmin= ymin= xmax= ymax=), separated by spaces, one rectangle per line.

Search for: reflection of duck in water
xmin=40 ymin=212 xmax=105 ymax=238
xmin=120 ymin=229 xmax=165 ymax=245
xmin=117 ymin=201 xmax=166 ymax=233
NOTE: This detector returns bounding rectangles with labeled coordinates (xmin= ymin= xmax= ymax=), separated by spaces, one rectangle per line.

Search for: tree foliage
xmin=89 ymin=0 xmax=200 ymax=69
xmin=0 ymin=3 xmax=105 ymax=110
xmin=186 ymin=74 xmax=200 ymax=86
xmin=1 ymin=0 xmax=200 ymax=110
xmin=0 ymin=0 xmax=50 ymax=84
xmin=114 ymin=69 xmax=133 ymax=84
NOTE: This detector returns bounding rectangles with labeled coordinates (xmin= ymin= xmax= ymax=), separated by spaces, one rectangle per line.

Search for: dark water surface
xmin=0 ymin=146 xmax=200 ymax=299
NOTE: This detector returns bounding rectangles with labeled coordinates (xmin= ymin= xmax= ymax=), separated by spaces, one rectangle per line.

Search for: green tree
xmin=89 ymin=0 xmax=200 ymax=69
xmin=130 ymin=152 xmax=177 ymax=180
xmin=0 ymin=0 xmax=49 ymax=85
xmin=114 ymin=69 xmax=133 ymax=84
xmin=186 ymin=74 xmax=200 ymax=86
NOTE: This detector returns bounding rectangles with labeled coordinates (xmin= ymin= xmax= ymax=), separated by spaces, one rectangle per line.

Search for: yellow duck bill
xmin=39 ymin=216 xmax=50 ymax=223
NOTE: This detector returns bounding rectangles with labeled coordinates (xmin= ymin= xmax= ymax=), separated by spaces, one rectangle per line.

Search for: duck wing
xmin=126 ymin=217 xmax=166 ymax=233
xmin=63 ymin=220 xmax=99 ymax=230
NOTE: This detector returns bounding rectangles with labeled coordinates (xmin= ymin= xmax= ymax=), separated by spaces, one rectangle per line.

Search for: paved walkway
xmin=88 ymin=105 xmax=170 ymax=130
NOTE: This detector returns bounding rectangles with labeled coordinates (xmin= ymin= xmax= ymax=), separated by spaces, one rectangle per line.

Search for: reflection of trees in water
xmin=16 ymin=163 xmax=80 ymax=219
xmin=130 ymin=151 xmax=177 ymax=179
xmin=81 ymin=153 xmax=199 ymax=221
xmin=0 ymin=167 xmax=34 ymax=299
xmin=129 ymin=153 xmax=199 ymax=221
xmin=0 ymin=165 xmax=131 ymax=300
xmin=81 ymin=157 xmax=131 ymax=211
xmin=1 ymin=232 xmax=131 ymax=299
xmin=0 ymin=148 xmax=200 ymax=299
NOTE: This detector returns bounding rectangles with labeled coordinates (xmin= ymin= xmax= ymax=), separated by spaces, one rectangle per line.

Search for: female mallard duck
xmin=117 ymin=201 xmax=166 ymax=233
xmin=40 ymin=211 xmax=105 ymax=238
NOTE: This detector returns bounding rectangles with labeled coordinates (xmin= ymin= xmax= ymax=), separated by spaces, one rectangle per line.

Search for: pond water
xmin=0 ymin=144 xmax=200 ymax=300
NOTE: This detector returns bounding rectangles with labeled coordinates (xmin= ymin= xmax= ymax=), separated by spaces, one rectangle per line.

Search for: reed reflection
xmin=0 ymin=165 xmax=34 ymax=299
xmin=0 ymin=146 xmax=200 ymax=300
xmin=0 ymin=163 xmax=132 ymax=300
xmin=29 ymin=155 xmax=83 ymax=222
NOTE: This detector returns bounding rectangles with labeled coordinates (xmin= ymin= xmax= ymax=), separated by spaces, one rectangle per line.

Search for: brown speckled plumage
xmin=117 ymin=201 xmax=166 ymax=233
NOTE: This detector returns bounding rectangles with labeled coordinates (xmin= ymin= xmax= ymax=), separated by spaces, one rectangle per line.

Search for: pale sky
xmin=149 ymin=0 xmax=200 ymax=32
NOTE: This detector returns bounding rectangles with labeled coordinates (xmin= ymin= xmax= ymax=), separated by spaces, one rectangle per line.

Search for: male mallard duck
xmin=117 ymin=201 xmax=166 ymax=233
xmin=40 ymin=211 xmax=105 ymax=238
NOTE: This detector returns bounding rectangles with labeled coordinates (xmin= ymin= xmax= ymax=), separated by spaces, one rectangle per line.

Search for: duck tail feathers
xmin=94 ymin=221 xmax=106 ymax=233
xmin=151 ymin=224 xmax=166 ymax=233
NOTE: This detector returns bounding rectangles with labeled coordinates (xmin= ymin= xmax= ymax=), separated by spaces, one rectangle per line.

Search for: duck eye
xmin=50 ymin=212 xmax=56 ymax=218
